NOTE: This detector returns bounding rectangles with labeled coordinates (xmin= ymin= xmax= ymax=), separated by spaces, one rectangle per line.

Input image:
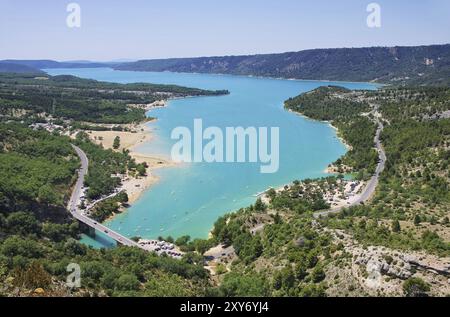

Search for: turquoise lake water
xmin=45 ymin=68 xmax=377 ymax=248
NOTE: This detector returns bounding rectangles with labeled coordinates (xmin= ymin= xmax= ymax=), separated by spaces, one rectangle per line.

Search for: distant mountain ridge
xmin=2 ymin=44 xmax=449 ymax=85
xmin=0 ymin=59 xmax=109 ymax=70
xmin=0 ymin=61 xmax=45 ymax=74
xmin=114 ymin=44 xmax=450 ymax=86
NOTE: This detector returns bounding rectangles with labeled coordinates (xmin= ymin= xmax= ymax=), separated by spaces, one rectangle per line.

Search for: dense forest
xmin=0 ymin=73 xmax=228 ymax=124
xmin=0 ymin=123 xmax=136 ymax=216
xmin=0 ymin=124 xmax=79 ymax=215
xmin=0 ymin=122 xmax=212 ymax=296
xmin=114 ymin=44 xmax=450 ymax=86
xmin=285 ymin=86 xmax=378 ymax=177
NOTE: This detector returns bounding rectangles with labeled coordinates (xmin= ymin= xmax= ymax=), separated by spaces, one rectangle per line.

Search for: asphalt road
xmin=314 ymin=109 xmax=386 ymax=218
xmin=68 ymin=145 xmax=141 ymax=248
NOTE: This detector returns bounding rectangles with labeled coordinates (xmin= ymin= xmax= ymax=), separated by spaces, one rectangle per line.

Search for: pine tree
xmin=392 ymin=219 xmax=401 ymax=232
xmin=113 ymin=136 xmax=121 ymax=149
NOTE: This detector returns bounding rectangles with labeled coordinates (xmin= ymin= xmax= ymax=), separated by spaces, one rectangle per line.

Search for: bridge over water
xmin=68 ymin=145 xmax=143 ymax=249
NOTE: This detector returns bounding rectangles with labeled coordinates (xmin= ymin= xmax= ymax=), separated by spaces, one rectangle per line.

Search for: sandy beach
xmin=85 ymin=119 xmax=175 ymax=204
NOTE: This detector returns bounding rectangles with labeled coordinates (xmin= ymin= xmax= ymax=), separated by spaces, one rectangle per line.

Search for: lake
xmin=45 ymin=68 xmax=377 ymax=247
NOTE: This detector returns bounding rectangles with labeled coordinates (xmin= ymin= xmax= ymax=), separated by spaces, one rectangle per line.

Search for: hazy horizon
xmin=1 ymin=0 xmax=449 ymax=61
xmin=2 ymin=42 xmax=449 ymax=64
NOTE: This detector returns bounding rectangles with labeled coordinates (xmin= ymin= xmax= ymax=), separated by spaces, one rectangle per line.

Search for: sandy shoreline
xmin=89 ymin=100 xmax=352 ymax=222
xmin=85 ymin=101 xmax=175 ymax=205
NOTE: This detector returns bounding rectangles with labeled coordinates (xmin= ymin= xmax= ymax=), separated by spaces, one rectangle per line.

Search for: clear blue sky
xmin=0 ymin=0 xmax=449 ymax=61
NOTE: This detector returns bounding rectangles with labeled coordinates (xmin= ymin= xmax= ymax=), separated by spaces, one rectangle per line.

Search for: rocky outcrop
xmin=354 ymin=247 xmax=413 ymax=280
xmin=403 ymin=255 xmax=450 ymax=277
xmin=323 ymin=228 xmax=450 ymax=296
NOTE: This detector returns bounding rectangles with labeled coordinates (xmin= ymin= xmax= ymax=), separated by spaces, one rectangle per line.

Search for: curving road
xmin=68 ymin=144 xmax=142 ymax=249
xmin=314 ymin=107 xmax=386 ymax=218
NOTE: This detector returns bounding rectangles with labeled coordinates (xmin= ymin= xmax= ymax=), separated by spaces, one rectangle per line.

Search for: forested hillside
xmin=0 ymin=62 xmax=44 ymax=74
xmin=115 ymin=44 xmax=450 ymax=86
xmin=285 ymin=86 xmax=378 ymax=177
xmin=6 ymin=44 xmax=449 ymax=85
xmin=0 ymin=123 xmax=211 ymax=296
xmin=0 ymin=124 xmax=78 ymax=216
xmin=0 ymin=73 xmax=228 ymax=124
xmin=201 ymin=86 xmax=450 ymax=297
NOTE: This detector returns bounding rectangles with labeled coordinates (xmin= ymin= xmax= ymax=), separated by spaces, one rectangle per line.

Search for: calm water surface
xmin=45 ymin=68 xmax=377 ymax=247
